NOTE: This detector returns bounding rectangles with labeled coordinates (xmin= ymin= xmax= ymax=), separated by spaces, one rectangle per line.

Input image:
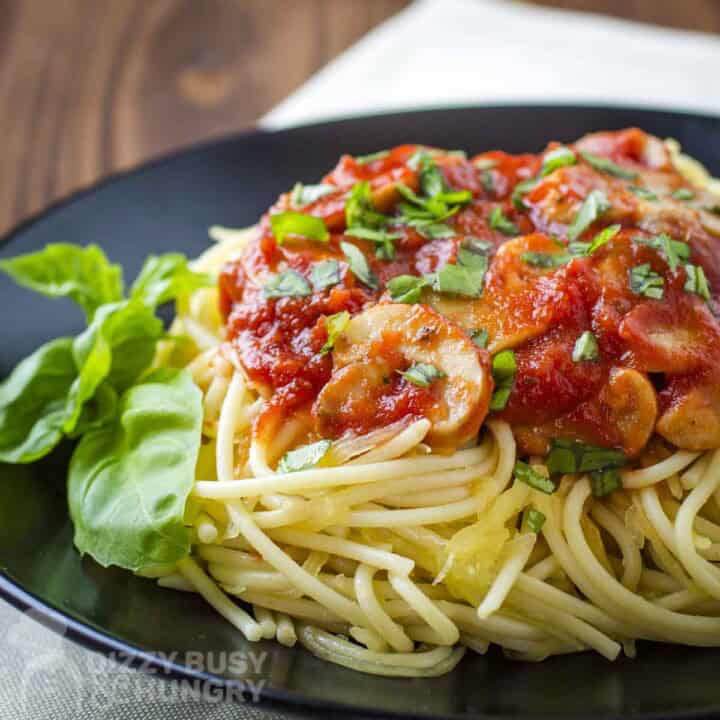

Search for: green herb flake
xmin=311 ymin=260 xmax=341 ymax=292
xmin=684 ymin=263 xmax=711 ymax=300
xmin=586 ymin=224 xmax=621 ymax=255
xmin=355 ymin=149 xmax=390 ymax=164
xmin=481 ymin=169 xmax=494 ymax=195
xmin=525 ymin=508 xmax=547 ymax=533
xmin=633 ymin=234 xmax=689 ymax=272
xmin=397 ymin=363 xmax=446 ymax=388
xmin=490 ymin=349 xmax=516 ymax=411
xmin=514 ymin=460 xmax=557 ymax=494
xmin=278 ymin=439 xmax=332 ymax=473
xmin=546 ymin=438 xmax=627 ymax=476
xmin=672 ymin=188 xmax=695 ymax=202
xmin=387 ymin=274 xmax=430 ymax=304
xmin=264 ymin=269 xmax=312 ymax=299
xmin=629 ymin=264 xmax=664 ymax=300
xmin=416 ymin=223 xmax=456 ymax=240
xmin=521 ymin=251 xmax=570 ymax=268
xmin=580 ymin=151 xmax=638 ymax=180
xmin=346 ymin=181 xmax=388 ymax=231
xmin=628 ymin=186 xmax=658 ymax=201
xmin=489 ymin=206 xmax=520 ymax=236
xmin=321 ymin=311 xmax=350 ymax=355
xmin=572 ymin=330 xmax=600 ymax=362
xmin=567 ymin=190 xmax=611 ymax=241
xmin=590 ymin=468 xmax=621 ymax=497
xmin=340 ymin=241 xmax=379 ymax=290
xmin=290 ymin=183 xmax=336 ymax=208
xmin=512 ymin=177 xmax=542 ymax=211
xmin=469 ymin=328 xmax=489 ymax=349
xmin=541 ymin=146 xmax=577 ymax=176
xmin=345 ymin=226 xmax=402 ymax=260
xmin=270 ymin=212 xmax=329 ymax=245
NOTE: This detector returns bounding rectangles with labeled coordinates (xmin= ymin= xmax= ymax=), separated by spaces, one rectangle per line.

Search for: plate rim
xmin=2 ymin=102 xmax=720 ymax=719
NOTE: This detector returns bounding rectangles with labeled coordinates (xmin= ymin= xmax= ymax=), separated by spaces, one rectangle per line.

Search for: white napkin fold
xmin=263 ymin=0 xmax=720 ymax=129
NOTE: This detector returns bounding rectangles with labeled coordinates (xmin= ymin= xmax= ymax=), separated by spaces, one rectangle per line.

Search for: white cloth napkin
xmin=263 ymin=0 xmax=720 ymax=129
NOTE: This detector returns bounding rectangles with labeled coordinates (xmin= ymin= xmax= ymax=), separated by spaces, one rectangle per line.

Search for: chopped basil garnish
xmin=591 ymin=468 xmax=621 ymax=497
xmin=397 ymin=363 xmax=446 ymax=388
xmin=270 ymin=212 xmax=329 ymax=245
xmin=418 ymin=152 xmax=448 ymax=198
xmin=346 ymin=181 xmax=388 ymax=231
xmin=525 ymin=508 xmax=547 ymax=533
xmin=567 ymin=190 xmax=611 ymax=241
xmin=355 ymin=150 xmax=389 ymax=164
xmin=345 ymin=227 xmax=402 ymax=260
xmin=572 ymin=331 xmax=600 ymax=362
xmin=290 ymin=183 xmax=336 ymax=208
xmin=489 ymin=206 xmax=519 ymax=236
xmin=311 ymin=260 xmax=341 ymax=292
xmin=541 ymin=146 xmax=576 ymax=176
xmin=474 ymin=158 xmax=497 ymax=170
xmin=321 ymin=311 xmax=350 ymax=355
xmin=264 ymin=269 xmax=312 ymax=299
xmin=340 ymin=241 xmax=379 ymax=290
xmin=580 ymin=151 xmax=638 ymax=180
xmin=514 ymin=461 xmax=556 ymax=494
xmin=490 ymin=349 xmax=516 ymax=411
xmin=512 ymin=177 xmax=542 ymax=211
xmin=387 ymin=274 xmax=430 ymax=304
xmin=416 ymin=223 xmax=456 ymax=239
xmin=684 ymin=263 xmax=711 ymax=300
xmin=481 ymin=169 xmax=494 ymax=195
xmin=629 ymin=263 xmax=664 ymax=299
xmin=546 ymin=438 xmax=627 ymax=475
xmin=586 ymin=224 xmax=621 ymax=254
xmin=672 ymin=188 xmax=695 ymax=201
xmin=521 ymin=251 xmax=570 ymax=268
xmin=633 ymin=234 xmax=689 ymax=272
xmin=628 ymin=186 xmax=658 ymax=201
xmin=428 ymin=239 xmax=490 ymax=299
xmin=469 ymin=328 xmax=489 ymax=349
xmin=278 ymin=439 xmax=332 ymax=473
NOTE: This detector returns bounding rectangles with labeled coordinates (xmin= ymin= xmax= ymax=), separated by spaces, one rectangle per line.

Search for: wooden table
xmin=2 ymin=0 xmax=718 ymax=235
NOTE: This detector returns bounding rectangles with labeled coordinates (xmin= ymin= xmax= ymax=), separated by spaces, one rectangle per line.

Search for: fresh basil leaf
xmin=68 ymin=368 xmax=202 ymax=571
xmin=672 ymin=188 xmax=695 ymax=201
xmin=321 ymin=311 xmax=350 ymax=355
xmin=356 ymin=150 xmax=389 ymax=164
xmin=525 ymin=508 xmax=546 ymax=533
xmin=514 ymin=461 xmax=556 ymax=494
xmin=541 ymin=146 xmax=576 ymax=176
xmin=490 ymin=349 xmax=516 ymax=411
xmin=270 ymin=212 xmax=329 ymax=245
xmin=585 ymin=224 xmax=621 ymax=255
xmin=264 ymin=269 xmax=312 ymax=298
xmin=290 ymin=183 xmax=336 ymax=207
xmin=629 ymin=264 xmax=664 ymax=300
xmin=345 ymin=227 xmax=402 ymax=260
xmin=580 ymin=151 xmax=638 ymax=180
xmin=521 ymin=252 xmax=570 ymax=268
xmin=387 ymin=274 xmax=430 ymax=303
xmin=469 ymin=328 xmax=488 ymax=349
xmin=340 ymin=241 xmax=379 ymax=290
xmin=489 ymin=207 xmax=519 ymax=236
xmin=572 ymin=330 xmax=600 ymax=362
xmin=346 ymin=181 xmax=387 ymax=230
xmin=397 ymin=363 xmax=446 ymax=388
xmin=633 ymin=234 xmax=689 ymax=272
xmin=416 ymin=223 xmax=456 ymax=239
xmin=628 ymin=186 xmax=658 ymax=201
xmin=431 ymin=263 xmax=482 ymax=298
xmin=512 ymin=177 xmax=542 ymax=211
xmin=0 ymin=338 xmax=77 ymax=463
xmin=278 ymin=439 xmax=332 ymax=473
xmin=567 ymin=190 xmax=611 ymax=241
xmin=590 ymin=468 xmax=621 ymax=497
xmin=66 ymin=300 xmax=164 ymax=432
xmin=684 ymin=263 xmax=711 ymax=300
xmin=0 ymin=243 xmax=123 ymax=322
xmin=130 ymin=253 xmax=212 ymax=308
xmin=311 ymin=260 xmax=341 ymax=292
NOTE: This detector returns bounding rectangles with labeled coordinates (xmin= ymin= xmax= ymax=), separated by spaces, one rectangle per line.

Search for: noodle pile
xmin=142 ymin=149 xmax=720 ymax=677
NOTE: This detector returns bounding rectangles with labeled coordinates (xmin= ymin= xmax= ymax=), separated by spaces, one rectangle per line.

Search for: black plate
xmin=2 ymin=105 xmax=720 ymax=720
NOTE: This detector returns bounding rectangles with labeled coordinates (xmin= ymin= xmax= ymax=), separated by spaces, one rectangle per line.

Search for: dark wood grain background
xmin=2 ymin=0 xmax=718 ymax=235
